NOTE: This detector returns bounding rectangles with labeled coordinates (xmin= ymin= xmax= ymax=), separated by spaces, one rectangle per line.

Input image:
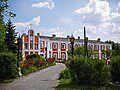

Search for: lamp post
xmin=17 ymin=35 xmax=22 ymax=76
xmin=45 ymin=47 xmax=47 ymax=62
xmin=70 ymin=35 xmax=75 ymax=59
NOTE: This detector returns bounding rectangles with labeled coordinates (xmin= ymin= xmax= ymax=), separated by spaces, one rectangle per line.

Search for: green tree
xmin=0 ymin=0 xmax=8 ymax=52
xmin=105 ymin=40 xmax=120 ymax=56
xmin=68 ymin=46 xmax=92 ymax=59
xmin=5 ymin=19 xmax=17 ymax=53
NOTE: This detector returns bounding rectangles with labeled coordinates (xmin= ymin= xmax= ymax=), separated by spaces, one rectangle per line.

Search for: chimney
xmin=52 ymin=34 xmax=56 ymax=38
xmin=37 ymin=33 xmax=40 ymax=36
xmin=97 ymin=38 xmax=100 ymax=41
xmin=78 ymin=36 xmax=80 ymax=39
xmin=67 ymin=35 xmax=70 ymax=38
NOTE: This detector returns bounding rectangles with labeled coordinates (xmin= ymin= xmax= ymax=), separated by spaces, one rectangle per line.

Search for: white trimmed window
xmin=30 ymin=35 xmax=33 ymax=41
xmin=25 ymin=43 xmax=28 ymax=49
xmin=61 ymin=53 xmax=66 ymax=59
xmin=101 ymin=45 xmax=105 ymax=50
xmin=40 ymin=42 xmax=43 ymax=48
xmin=53 ymin=43 xmax=57 ymax=49
xmin=35 ymin=44 xmax=38 ymax=49
xmin=94 ymin=45 xmax=99 ymax=50
xmin=61 ymin=43 xmax=65 ymax=49
xmin=106 ymin=46 xmax=110 ymax=50
xmin=53 ymin=53 xmax=57 ymax=58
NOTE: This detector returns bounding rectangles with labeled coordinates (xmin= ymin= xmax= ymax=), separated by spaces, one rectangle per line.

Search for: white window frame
xmin=53 ymin=43 xmax=57 ymax=49
xmin=40 ymin=42 xmax=43 ymax=48
xmin=30 ymin=35 xmax=33 ymax=41
xmin=61 ymin=43 xmax=65 ymax=49
xmin=61 ymin=53 xmax=66 ymax=59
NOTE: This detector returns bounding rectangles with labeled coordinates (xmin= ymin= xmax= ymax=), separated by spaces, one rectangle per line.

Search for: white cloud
xmin=41 ymin=26 xmax=65 ymax=37
xmin=111 ymin=36 xmax=120 ymax=43
xmin=14 ymin=16 xmax=40 ymax=28
xmin=111 ymin=23 xmax=120 ymax=34
xmin=86 ymin=25 xmax=96 ymax=33
xmin=75 ymin=0 xmax=110 ymax=24
xmin=31 ymin=0 xmax=54 ymax=10
xmin=117 ymin=1 xmax=120 ymax=9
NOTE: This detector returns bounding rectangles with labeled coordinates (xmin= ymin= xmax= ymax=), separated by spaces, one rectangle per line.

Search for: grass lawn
xmin=56 ymin=79 xmax=120 ymax=90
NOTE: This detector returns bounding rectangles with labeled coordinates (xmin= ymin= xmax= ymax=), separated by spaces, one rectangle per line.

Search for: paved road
xmin=0 ymin=63 xmax=66 ymax=90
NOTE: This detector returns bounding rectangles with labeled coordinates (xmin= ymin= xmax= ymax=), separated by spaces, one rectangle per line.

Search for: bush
xmin=21 ymin=66 xmax=38 ymax=75
xmin=111 ymin=56 xmax=120 ymax=83
xmin=68 ymin=56 xmax=111 ymax=86
xmin=26 ymin=54 xmax=45 ymax=61
xmin=21 ymin=54 xmax=56 ymax=75
xmin=0 ymin=52 xmax=18 ymax=79
xmin=59 ymin=68 xmax=71 ymax=79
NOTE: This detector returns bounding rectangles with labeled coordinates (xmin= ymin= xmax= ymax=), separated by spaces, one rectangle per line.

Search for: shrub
xmin=59 ymin=68 xmax=71 ymax=79
xmin=111 ymin=56 xmax=120 ymax=83
xmin=0 ymin=52 xmax=18 ymax=79
xmin=26 ymin=54 xmax=45 ymax=61
xmin=68 ymin=56 xmax=111 ymax=86
xmin=21 ymin=66 xmax=38 ymax=75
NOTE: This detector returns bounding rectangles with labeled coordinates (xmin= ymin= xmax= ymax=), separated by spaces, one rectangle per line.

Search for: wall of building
xmin=21 ymin=29 xmax=112 ymax=60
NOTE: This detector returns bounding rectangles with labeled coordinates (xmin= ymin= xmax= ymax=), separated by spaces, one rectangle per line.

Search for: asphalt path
xmin=0 ymin=63 xmax=66 ymax=90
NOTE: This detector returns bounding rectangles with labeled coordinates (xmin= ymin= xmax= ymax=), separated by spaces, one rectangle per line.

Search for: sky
xmin=7 ymin=0 xmax=120 ymax=42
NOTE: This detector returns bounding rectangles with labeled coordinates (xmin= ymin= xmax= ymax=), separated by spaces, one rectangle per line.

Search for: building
xmin=19 ymin=29 xmax=112 ymax=60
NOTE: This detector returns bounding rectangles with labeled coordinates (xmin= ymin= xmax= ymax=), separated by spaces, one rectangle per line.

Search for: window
xmin=61 ymin=53 xmax=66 ymax=59
xmin=61 ymin=43 xmax=65 ymax=49
xmin=94 ymin=53 xmax=99 ymax=59
xmin=40 ymin=42 xmax=43 ymax=48
xmin=94 ymin=45 xmax=99 ymax=50
xmin=30 ymin=43 xmax=33 ymax=49
xmin=49 ymin=51 xmax=51 ymax=58
xmin=53 ymin=53 xmax=57 ymax=58
xmin=25 ymin=43 xmax=28 ymax=49
xmin=101 ymin=45 xmax=105 ymax=50
xmin=101 ymin=53 xmax=105 ymax=59
xmin=30 ymin=35 xmax=33 ymax=41
xmin=53 ymin=43 xmax=57 ymax=49
xmin=68 ymin=44 xmax=71 ymax=49
xmin=106 ymin=46 xmax=110 ymax=50
xmin=90 ymin=45 xmax=93 ymax=49
xmin=35 ymin=44 xmax=38 ymax=49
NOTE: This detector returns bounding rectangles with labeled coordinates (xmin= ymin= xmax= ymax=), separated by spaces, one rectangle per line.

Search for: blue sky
xmin=7 ymin=0 xmax=120 ymax=42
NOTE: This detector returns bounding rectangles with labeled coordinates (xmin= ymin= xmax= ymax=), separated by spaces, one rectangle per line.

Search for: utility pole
xmin=84 ymin=27 xmax=88 ymax=58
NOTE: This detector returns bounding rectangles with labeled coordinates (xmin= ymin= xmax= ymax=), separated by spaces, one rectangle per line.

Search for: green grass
xmin=56 ymin=79 xmax=120 ymax=90
xmin=0 ymin=79 xmax=14 ymax=84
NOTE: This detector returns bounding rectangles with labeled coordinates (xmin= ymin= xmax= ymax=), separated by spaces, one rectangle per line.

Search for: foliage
xmin=110 ymin=56 xmax=120 ymax=83
xmin=56 ymin=79 xmax=120 ymax=90
xmin=67 ymin=57 xmax=111 ymax=86
xmin=102 ymin=49 xmax=116 ymax=59
xmin=0 ymin=52 xmax=18 ymax=79
xmin=68 ymin=46 xmax=93 ymax=59
xmin=59 ymin=68 xmax=71 ymax=79
xmin=21 ymin=66 xmax=38 ymax=75
xmin=0 ymin=21 xmax=5 ymax=51
xmin=5 ymin=19 xmax=17 ymax=53
xmin=105 ymin=40 xmax=120 ymax=56
xmin=21 ymin=54 xmax=55 ymax=75
xmin=26 ymin=54 xmax=45 ymax=61
xmin=0 ymin=0 xmax=9 ymax=21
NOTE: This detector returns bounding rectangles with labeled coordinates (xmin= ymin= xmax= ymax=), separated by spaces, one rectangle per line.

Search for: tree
xmin=105 ymin=40 xmax=120 ymax=56
xmin=0 ymin=0 xmax=8 ymax=51
xmin=5 ymin=19 xmax=18 ymax=53
xmin=68 ymin=46 xmax=93 ymax=59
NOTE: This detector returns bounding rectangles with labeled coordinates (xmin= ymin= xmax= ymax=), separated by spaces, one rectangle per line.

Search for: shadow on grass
xmin=56 ymin=79 xmax=120 ymax=90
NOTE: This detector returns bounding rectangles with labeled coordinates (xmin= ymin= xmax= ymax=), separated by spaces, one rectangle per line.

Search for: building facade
xmin=20 ymin=29 xmax=112 ymax=60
